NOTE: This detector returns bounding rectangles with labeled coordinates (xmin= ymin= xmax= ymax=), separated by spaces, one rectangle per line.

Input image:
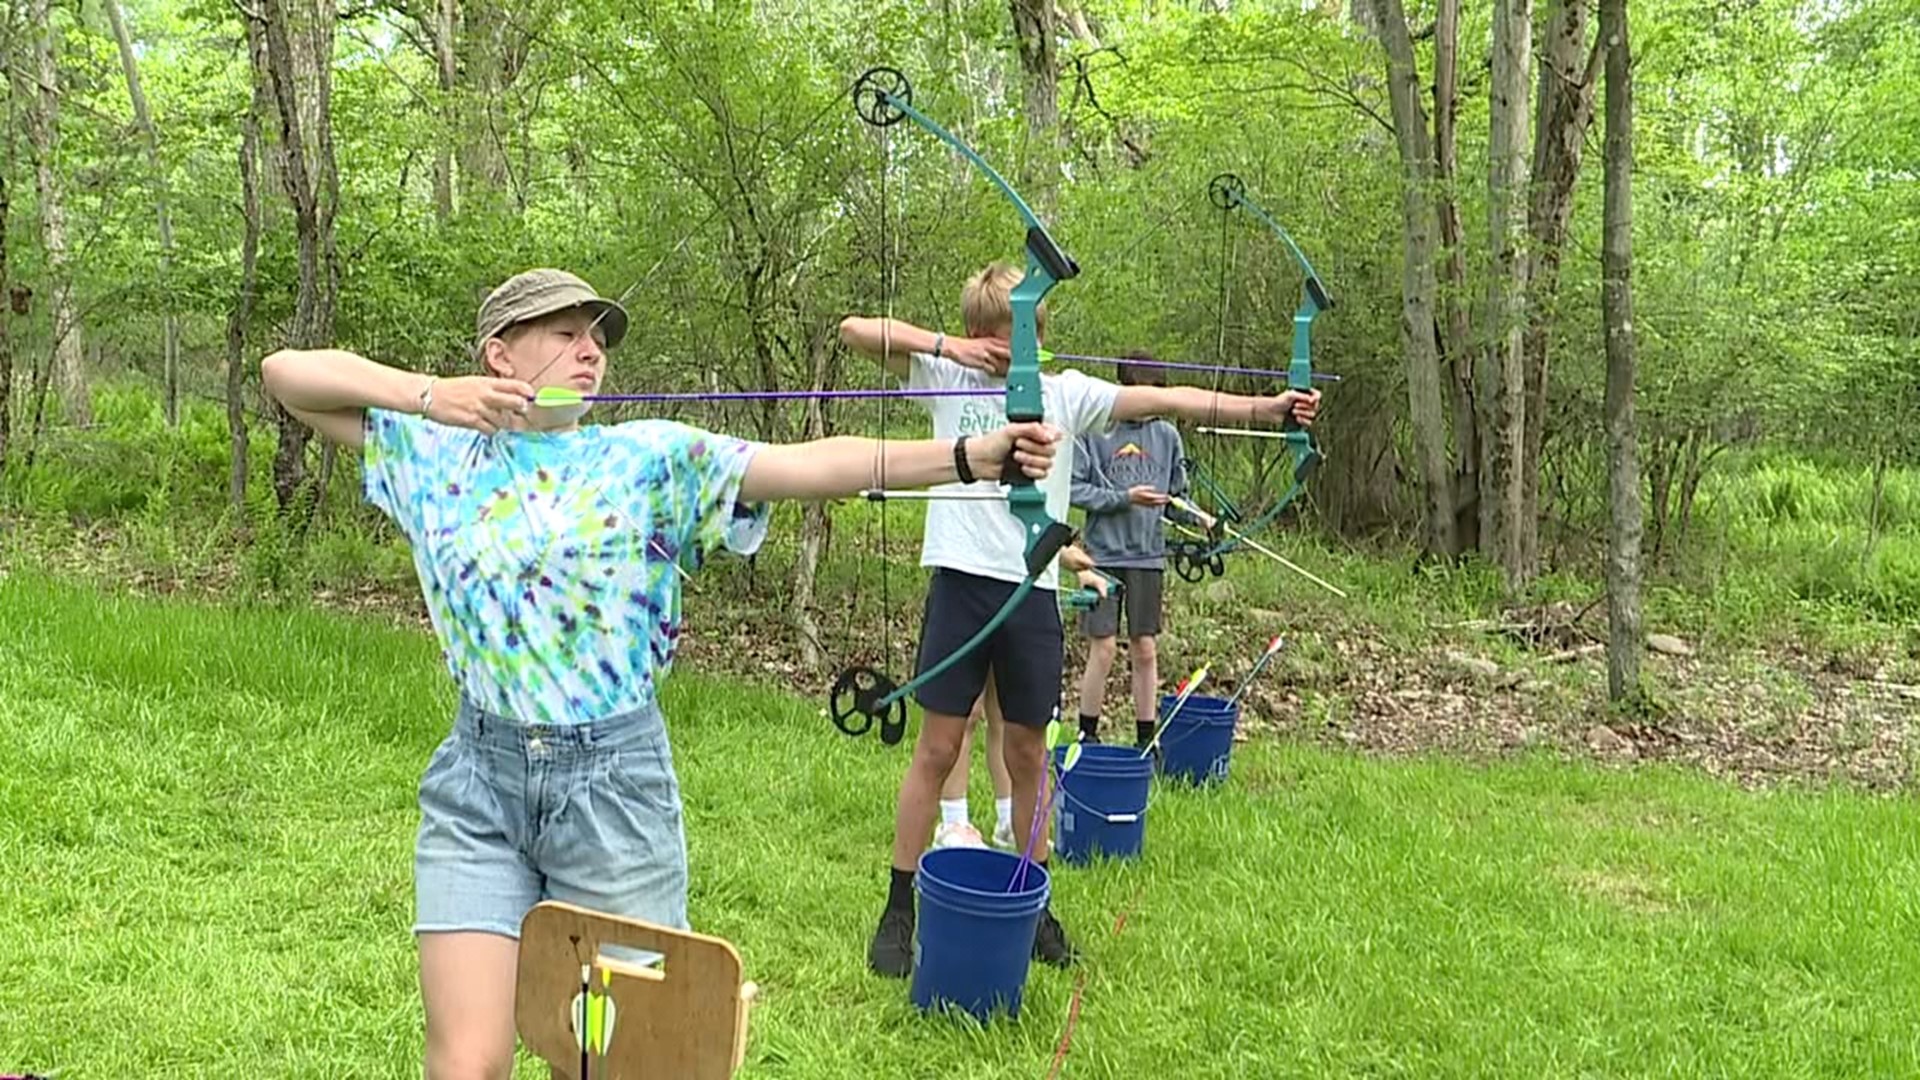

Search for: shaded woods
xmin=1 ymin=0 xmax=1915 ymax=710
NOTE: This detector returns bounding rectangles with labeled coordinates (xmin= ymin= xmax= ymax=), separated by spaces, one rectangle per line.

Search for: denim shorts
xmin=413 ymin=696 xmax=688 ymax=942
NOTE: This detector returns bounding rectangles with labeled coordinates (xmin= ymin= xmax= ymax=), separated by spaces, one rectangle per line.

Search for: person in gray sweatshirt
xmin=1069 ymin=353 xmax=1218 ymax=749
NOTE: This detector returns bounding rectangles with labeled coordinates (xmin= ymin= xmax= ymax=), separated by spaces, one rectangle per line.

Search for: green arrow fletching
xmin=534 ymin=386 xmax=587 ymax=408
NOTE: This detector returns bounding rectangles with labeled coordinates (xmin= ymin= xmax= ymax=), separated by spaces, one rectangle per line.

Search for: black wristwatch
xmin=953 ymin=436 xmax=976 ymax=484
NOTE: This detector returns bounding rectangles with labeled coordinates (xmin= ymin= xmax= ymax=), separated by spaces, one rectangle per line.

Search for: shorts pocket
xmin=603 ymin=739 xmax=683 ymax=821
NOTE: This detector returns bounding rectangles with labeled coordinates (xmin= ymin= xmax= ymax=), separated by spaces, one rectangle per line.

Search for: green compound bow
xmin=828 ymin=67 xmax=1077 ymax=746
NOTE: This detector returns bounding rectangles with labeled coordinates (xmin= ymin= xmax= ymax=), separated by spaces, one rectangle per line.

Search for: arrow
xmin=571 ymin=962 xmax=617 ymax=1077
xmin=1010 ymin=718 xmax=1083 ymax=892
xmin=532 ymin=385 xmax=1000 ymax=408
xmin=1193 ymin=426 xmax=1296 ymax=439
xmin=1225 ymin=634 xmax=1288 ymax=708
xmin=1138 ymin=664 xmax=1211 ymax=759
xmin=1040 ymin=348 xmax=1340 ymax=383
xmin=1167 ymin=497 xmax=1347 ymax=598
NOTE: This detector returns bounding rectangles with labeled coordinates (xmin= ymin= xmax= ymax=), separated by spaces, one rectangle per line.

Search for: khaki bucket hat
xmin=475 ymin=268 xmax=629 ymax=351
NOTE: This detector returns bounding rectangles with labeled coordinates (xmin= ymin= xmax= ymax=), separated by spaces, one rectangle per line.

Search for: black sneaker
xmin=1032 ymin=908 xmax=1078 ymax=968
xmin=1079 ymin=728 xmax=1102 ymax=744
xmin=1137 ymin=740 xmax=1164 ymax=772
xmin=867 ymin=905 xmax=914 ymax=978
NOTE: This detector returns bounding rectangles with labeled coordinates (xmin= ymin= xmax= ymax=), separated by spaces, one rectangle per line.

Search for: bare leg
xmin=890 ymin=710 xmax=970 ymax=870
xmin=1001 ymin=720 xmax=1050 ymax=865
xmin=1130 ymin=634 xmax=1159 ymax=738
xmin=938 ymin=706 xmax=975 ymax=802
xmin=419 ymin=931 xmax=520 ymax=1080
xmin=982 ymin=673 xmax=1011 ymax=802
xmin=1077 ymin=635 xmax=1118 ymax=735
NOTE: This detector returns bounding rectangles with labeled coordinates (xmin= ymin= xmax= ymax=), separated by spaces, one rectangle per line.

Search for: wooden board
xmin=516 ymin=901 xmax=755 ymax=1080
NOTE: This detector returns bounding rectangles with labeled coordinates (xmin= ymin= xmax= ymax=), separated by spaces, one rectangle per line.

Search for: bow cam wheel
xmin=853 ymin=67 xmax=911 ymax=127
xmin=829 ymin=665 xmax=909 ymax=745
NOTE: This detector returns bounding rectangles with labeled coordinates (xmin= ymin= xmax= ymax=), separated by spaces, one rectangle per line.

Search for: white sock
xmin=995 ymin=796 xmax=1013 ymax=830
xmin=940 ymin=798 xmax=969 ymax=826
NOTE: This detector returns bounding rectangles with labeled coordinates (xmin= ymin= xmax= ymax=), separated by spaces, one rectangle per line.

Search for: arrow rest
xmin=829 ymin=665 xmax=909 ymax=745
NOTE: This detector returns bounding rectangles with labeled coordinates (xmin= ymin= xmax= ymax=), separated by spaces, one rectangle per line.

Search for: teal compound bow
xmin=827 ymin=67 xmax=1078 ymax=746
xmin=1169 ymin=173 xmax=1337 ymax=585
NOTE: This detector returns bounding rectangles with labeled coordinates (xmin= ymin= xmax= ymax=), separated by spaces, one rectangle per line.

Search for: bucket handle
xmin=1150 ymin=711 xmax=1239 ymax=752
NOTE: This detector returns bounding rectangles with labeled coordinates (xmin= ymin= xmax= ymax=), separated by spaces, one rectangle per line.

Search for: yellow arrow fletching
xmin=1063 ymin=741 xmax=1083 ymax=771
xmin=534 ymin=386 xmax=587 ymax=408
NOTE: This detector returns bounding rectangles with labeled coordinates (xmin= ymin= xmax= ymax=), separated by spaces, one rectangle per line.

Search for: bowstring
xmin=875 ymin=117 xmax=897 ymax=689
xmin=1198 ymin=197 xmax=1238 ymax=645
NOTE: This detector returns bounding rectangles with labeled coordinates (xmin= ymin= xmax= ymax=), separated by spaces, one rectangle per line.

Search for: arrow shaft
xmin=1048 ymin=351 xmax=1339 ymax=382
xmin=858 ymin=489 xmax=1006 ymax=501
xmin=1218 ymin=524 xmax=1347 ymax=598
xmin=1194 ymin=426 xmax=1293 ymax=439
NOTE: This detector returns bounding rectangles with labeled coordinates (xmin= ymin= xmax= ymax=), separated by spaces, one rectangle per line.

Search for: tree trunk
xmin=228 ymin=57 xmax=267 ymax=517
xmin=1009 ymin=0 xmax=1060 ymax=196
xmin=1371 ymin=0 xmax=1458 ymax=559
xmin=456 ymin=0 xmax=512 ymax=215
xmin=1433 ymin=0 xmax=1478 ymax=552
xmin=0 ymin=153 xmax=11 ymax=473
xmin=256 ymin=0 xmax=340 ymax=517
xmin=433 ymin=0 xmax=456 ymax=219
xmin=105 ymin=0 xmax=182 ymax=427
xmin=1519 ymin=0 xmax=1602 ymax=573
xmin=1675 ymin=432 xmax=1719 ymax=552
xmin=1478 ymin=0 xmax=1533 ymax=588
xmin=1601 ymin=0 xmax=1642 ymax=705
xmin=22 ymin=0 xmax=90 ymax=428
xmin=1645 ymin=434 xmax=1674 ymax=563
xmin=1864 ymin=454 xmax=1887 ymax=571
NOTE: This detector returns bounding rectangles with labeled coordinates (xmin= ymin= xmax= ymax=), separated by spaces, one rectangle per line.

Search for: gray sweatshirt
xmin=1070 ymin=418 xmax=1204 ymax=569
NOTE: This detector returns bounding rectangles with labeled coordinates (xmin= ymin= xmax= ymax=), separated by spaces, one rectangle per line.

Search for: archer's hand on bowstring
xmin=969 ymin=422 xmax=1064 ymax=482
xmin=946 ymin=334 xmax=1011 ymax=376
xmin=424 ymin=375 xmax=536 ymax=435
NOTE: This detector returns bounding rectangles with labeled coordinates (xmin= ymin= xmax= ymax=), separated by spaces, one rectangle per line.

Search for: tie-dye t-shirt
xmin=361 ymin=409 xmax=769 ymax=725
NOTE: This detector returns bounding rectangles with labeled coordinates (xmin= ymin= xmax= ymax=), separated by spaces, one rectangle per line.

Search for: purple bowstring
xmin=559 ymin=387 xmax=998 ymax=403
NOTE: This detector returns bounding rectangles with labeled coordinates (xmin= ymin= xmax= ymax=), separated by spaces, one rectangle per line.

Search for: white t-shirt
xmin=907 ymin=352 xmax=1120 ymax=590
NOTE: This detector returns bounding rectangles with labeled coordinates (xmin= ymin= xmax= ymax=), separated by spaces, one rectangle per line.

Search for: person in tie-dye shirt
xmin=261 ymin=268 xmax=1062 ymax=1080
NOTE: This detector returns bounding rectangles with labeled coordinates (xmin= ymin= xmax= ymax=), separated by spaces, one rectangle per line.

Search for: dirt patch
xmin=9 ymin=526 xmax=1917 ymax=793
xmin=1559 ymin=866 xmax=1680 ymax=915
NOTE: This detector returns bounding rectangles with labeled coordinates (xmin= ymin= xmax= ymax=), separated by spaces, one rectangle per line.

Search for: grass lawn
xmin=2 ymin=571 xmax=1918 ymax=1078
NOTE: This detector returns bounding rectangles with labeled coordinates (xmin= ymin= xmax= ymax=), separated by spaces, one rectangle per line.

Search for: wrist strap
xmin=953 ymin=435 xmax=976 ymax=484
xmin=932 ymin=332 xmax=945 ymax=359
xmin=417 ymin=377 xmax=437 ymax=416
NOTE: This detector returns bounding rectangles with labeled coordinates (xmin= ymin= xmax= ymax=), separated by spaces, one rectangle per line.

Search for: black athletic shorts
xmin=912 ymin=568 xmax=1063 ymax=728
xmin=1078 ymin=567 xmax=1164 ymax=639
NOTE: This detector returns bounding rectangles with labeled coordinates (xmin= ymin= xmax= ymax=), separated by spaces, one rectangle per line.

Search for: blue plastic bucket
xmin=1051 ymin=743 xmax=1154 ymax=864
xmin=911 ymin=847 xmax=1050 ymax=1022
xmin=1157 ymin=693 xmax=1240 ymax=786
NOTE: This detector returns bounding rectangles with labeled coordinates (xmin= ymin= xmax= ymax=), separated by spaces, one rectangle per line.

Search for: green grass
xmin=4 ymin=572 xmax=1920 ymax=1078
